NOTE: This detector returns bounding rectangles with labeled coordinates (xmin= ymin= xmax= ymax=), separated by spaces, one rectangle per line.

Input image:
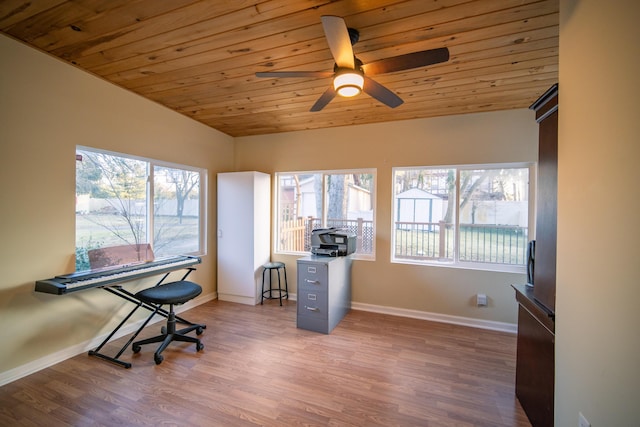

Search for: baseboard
xmin=0 ymin=292 xmax=217 ymax=387
xmin=292 ymin=293 xmax=516 ymax=333
xmin=218 ymin=293 xmax=260 ymax=305
xmin=351 ymin=301 xmax=517 ymax=334
xmin=1 ymin=292 xmax=515 ymax=386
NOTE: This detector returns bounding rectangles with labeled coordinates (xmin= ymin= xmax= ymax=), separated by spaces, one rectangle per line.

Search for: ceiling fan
xmin=255 ymin=15 xmax=449 ymax=112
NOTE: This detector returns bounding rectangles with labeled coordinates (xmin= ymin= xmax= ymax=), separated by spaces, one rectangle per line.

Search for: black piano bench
xmin=132 ymin=281 xmax=205 ymax=365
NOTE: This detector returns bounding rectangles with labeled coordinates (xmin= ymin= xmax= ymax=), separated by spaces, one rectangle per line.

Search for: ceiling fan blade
xmin=363 ymin=76 xmax=403 ymax=108
xmin=321 ymin=15 xmax=354 ymax=69
xmin=256 ymin=71 xmax=334 ymax=78
xmin=362 ymin=47 xmax=450 ymax=75
xmin=310 ymin=86 xmax=337 ymax=112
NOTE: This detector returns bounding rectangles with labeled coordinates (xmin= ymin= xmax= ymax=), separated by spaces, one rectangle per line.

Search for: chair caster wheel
xmin=196 ymin=342 xmax=204 ymax=351
xmin=196 ymin=327 xmax=204 ymax=335
xmin=132 ymin=344 xmax=141 ymax=353
xmin=154 ymin=354 xmax=164 ymax=365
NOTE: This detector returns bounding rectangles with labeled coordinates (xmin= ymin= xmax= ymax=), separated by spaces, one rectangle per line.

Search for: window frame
xmin=391 ymin=162 xmax=534 ymax=273
xmin=75 ymin=146 xmax=207 ymax=267
xmin=274 ymin=168 xmax=376 ymax=260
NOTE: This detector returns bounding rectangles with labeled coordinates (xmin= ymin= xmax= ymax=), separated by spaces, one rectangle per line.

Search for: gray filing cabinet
xmin=297 ymin=255 xmax=352 ymax=334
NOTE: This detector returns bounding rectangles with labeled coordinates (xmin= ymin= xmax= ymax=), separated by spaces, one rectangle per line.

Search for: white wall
xmin=0 ymin=34 xmax=234 ymax=378
xmin=557 ymin=0 xmax=640 ymax=425
xmin=235 ymin=109 xmax=538 ymax=327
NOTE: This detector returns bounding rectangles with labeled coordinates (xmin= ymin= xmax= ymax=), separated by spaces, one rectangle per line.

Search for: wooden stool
xmin=260 ymin=262 xmax=288 ymax=306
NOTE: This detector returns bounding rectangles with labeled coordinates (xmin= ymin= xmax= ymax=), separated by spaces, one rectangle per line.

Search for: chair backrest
xmin=88 ymin=244 xmax=154 ymax=269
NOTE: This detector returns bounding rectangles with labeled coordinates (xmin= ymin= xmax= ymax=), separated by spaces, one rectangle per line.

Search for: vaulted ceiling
xmin=1 ymin=0 xmax=558 ymax=137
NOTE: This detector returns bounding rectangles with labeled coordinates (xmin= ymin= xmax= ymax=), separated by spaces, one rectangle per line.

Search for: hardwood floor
xmin=0 ymin=300 xmax=531 ymax=426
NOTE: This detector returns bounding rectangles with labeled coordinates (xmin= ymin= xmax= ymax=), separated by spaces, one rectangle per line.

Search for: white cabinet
xmin=217 ymin=171 xmax=270 ymax=305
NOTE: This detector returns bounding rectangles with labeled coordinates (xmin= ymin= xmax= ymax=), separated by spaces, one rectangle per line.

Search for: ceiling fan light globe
xmin=337 ymin=85 xmax=361 ymax=97
xmin=334 ymin=72 xmax=364 ymax=97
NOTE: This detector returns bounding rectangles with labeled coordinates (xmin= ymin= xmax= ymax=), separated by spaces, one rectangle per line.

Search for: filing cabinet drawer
xmin=297 ymin=288 xmax=329 ymax=333
xmin=297 ymin=313 xmax=331 ymax=334
xmin=297 ymin=289 xmax=328 ymax=317
xmin=298 ymin=262 xmax=328 ymax=291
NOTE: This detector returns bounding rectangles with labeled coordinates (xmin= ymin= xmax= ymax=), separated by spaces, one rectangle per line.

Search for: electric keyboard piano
xmin=34 ymin=254 xmax=203 ymax=368
xmin=35 ymin=255 xmax=201 ymax=295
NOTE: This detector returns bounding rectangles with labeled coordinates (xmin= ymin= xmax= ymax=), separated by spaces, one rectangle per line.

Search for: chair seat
xmin=136 ymin=281 xmax=202 ymax=305
xmin=263 ymin=261 xmax=285 ymax=269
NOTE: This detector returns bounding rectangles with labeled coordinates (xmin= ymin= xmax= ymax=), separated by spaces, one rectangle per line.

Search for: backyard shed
xmin=396 ymin=188 xmax=445 ymax=230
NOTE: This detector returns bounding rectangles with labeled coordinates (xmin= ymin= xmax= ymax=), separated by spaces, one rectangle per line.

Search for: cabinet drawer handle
xmin=305 ymin=279 xmax=320 ymax=284
xmin=305 ymin=306 xmax=319 ymax=312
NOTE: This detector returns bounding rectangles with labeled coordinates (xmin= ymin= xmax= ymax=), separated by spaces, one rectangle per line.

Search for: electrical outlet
xmin=476 ymin=293 xmax=487 ymax=306
xmin=579 ymin=412 xmax=591 ymax=427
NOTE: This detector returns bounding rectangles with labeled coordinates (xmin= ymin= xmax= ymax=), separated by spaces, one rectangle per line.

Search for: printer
xmin=311 ymin=227 xmax=356 ymax=256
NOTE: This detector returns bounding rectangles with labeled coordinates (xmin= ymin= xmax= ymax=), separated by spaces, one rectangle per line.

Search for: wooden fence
xmin=279 ymin=217 xmax=374 ymax=254
xmin=279 ymin=218 xmax=526 ymax=264
xmin=394 ymin=221 xmax=529 ymax=265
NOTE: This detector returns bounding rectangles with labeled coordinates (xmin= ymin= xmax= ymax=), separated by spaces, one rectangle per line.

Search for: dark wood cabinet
xmin=531 ymin=85 xmax=558 ymax=313
xmin=513 ymin=284 xmax=555 ymax=427
xmin=514 ymin=84 xmax=557 ymax=427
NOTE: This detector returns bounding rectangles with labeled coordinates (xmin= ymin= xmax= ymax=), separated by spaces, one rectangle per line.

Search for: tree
xmin=157 ymin=167 xmax=199 ymax=224
xmin=327 ymin=174 xmax=347 ymax=220
xmin=76 ymin=154 xmax=106 ymax=197
xmin=313 ymin=174 xmax=323 ymax=221
xmin=78 ymin=150 xmax=147 ymax=246
xmin=293 ymin=174 xmax=302 ymax=219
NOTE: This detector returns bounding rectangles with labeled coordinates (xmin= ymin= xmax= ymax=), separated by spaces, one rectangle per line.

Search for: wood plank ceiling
xmin=1 ymin=0 xmax=559 ymax=137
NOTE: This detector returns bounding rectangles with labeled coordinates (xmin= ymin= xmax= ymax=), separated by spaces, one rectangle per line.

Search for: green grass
xmin=75 ymin=214 xmax=200 ymax=270
xmin=394 ymin=226 xmax=528 ymax=265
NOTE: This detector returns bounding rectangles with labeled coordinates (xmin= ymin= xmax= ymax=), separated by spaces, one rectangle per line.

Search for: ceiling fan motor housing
xmin=347 ymin=27 xmax=360 ymax=45
xmin=333 ymin=57 xmax=364 ymax=73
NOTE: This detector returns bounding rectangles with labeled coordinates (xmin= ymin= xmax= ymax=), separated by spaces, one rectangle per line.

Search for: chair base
xmin=132 ymin=309 xmax=204 ymax=365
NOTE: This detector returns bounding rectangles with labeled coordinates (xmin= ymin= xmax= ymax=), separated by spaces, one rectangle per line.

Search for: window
xmin=275 ymin=170 xmax=375 ymax=259
xmin=392 ymin=164 xmax=530 ymax=271
xmin=75 ymin=147 xmax=206 ymax=270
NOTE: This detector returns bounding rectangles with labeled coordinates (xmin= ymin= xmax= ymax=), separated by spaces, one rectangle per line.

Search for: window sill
xmin=391 ymin=258 xmax=526 ymax=274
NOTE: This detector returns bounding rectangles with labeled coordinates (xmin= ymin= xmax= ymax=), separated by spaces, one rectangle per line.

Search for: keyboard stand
xmin=87 ymin=268 xmax=205 ymax=368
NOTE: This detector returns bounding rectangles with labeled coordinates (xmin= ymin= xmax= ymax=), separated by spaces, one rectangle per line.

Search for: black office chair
xmin=132 ymin=280 xmax=205 ymax=365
